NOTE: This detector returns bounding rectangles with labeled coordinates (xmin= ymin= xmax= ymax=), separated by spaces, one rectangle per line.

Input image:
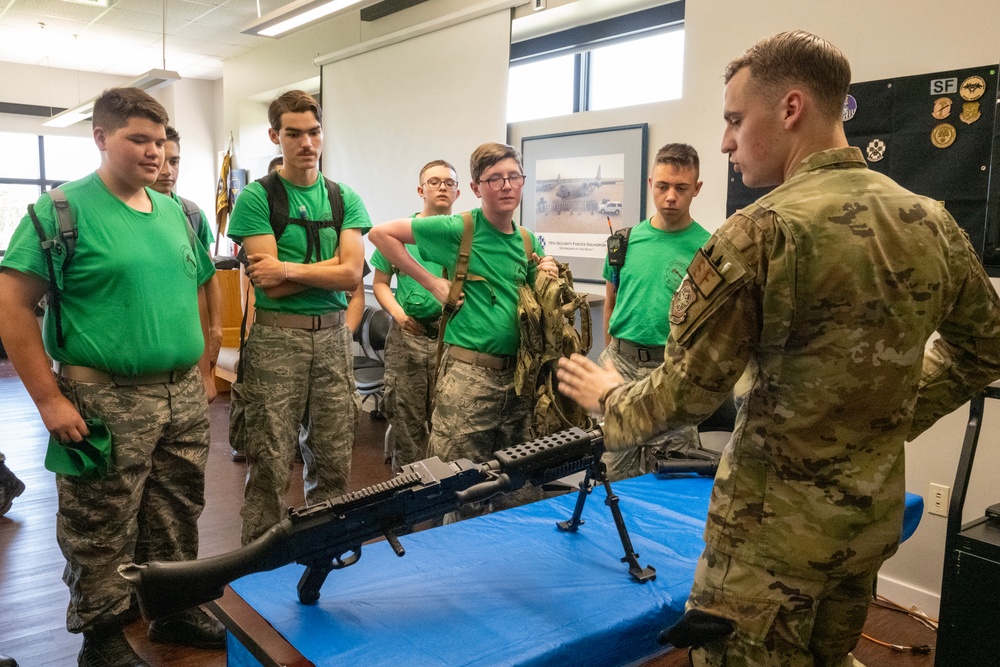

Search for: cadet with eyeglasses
xmin=370 ymin=142 xmax=558 ymax=519
xmin=371 ymin=160 xmax=461 ymax=470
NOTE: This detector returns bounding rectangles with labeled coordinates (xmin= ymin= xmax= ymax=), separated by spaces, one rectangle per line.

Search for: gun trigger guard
xmin=331 ymin=549 xmax=361 ymax=569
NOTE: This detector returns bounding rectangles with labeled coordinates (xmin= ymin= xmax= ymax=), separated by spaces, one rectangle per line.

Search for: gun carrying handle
xmin=455 ymin=473 xmax=513 ymax=505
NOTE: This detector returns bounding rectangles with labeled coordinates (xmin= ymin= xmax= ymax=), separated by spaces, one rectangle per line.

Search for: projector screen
xmin=320 ymin=8 xmax=513 ymax=284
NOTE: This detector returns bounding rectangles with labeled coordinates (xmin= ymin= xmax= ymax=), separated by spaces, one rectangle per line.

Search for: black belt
xmin=613 ymin=337 xmax=664 ymax=363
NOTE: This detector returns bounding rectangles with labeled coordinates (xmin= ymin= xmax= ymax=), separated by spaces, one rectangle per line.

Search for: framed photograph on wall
xmin=520 ymin=124 xmax=648 ymax=283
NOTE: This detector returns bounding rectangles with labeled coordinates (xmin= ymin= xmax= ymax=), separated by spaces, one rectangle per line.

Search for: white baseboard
xmin=876 ymin=573 xmax=941 ymax=618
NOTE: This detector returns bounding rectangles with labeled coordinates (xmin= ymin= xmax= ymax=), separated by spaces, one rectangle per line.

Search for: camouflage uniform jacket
xmin=603 ymin=147 xmax=1000 ymax=580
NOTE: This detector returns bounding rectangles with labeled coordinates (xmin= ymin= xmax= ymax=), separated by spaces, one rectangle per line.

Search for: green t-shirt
xmin=1 ymin=172 xmax=216 ymax=374
xmin=226 ymin=173 xmax=372 ymax=315
xmin=170 ymin=191 xmax=213 ymax=252
xmin=602 ymin=218 xmax=710 ymax=347
xmin=370 ymin=243 xmax=444 ymax=322
xmin=412 ymin=208 xmax=543 ymax=357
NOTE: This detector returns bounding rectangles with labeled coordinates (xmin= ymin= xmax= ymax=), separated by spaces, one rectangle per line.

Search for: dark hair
xmin=165 ymin=125 xmax=180 ymax=144
xmin=267 ymin=156 xmax=283 ymax=173
xmin=653 ymin=143 xmax=699 ymax=178
xmin=92 ymin=87 xmax=169 ymax=133
xmin=469 ymin=143 xmax=521 ymax=183
xmin=419 ymin=159 xmax=457 ymax=182
xmin=268 ymin=90 xmax=322 ymax=131
xmin=724 ymin=30 xmax=851 ymax=122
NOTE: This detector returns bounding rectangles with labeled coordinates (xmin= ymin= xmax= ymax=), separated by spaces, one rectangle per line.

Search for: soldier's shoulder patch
xmin=670 ymin=279 xmax=698 ymax=325
xmin=688 ymin=248 xmax=724 ymax=298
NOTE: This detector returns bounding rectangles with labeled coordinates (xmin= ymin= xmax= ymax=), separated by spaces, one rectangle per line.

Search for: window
xmin=508 ymin=1 xmax=685 ymax=122
xmin=0 ymin=132 xmax=94 ymax=251
xmin=507 ymin=54 xmax=576 ymax=123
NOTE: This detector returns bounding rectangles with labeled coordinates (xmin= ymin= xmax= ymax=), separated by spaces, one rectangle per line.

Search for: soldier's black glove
xmin=658 ymin=609 xmax=735 ymax=647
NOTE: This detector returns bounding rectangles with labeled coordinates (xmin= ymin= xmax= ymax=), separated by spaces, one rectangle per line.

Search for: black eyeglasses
xmin=422 ymin=178 xmax=459 ymax=190
xmin=478 ymin=174 xmax=525 ymax=191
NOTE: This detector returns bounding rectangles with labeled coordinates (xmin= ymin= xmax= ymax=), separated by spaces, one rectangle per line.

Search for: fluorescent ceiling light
xmin=243 ymin=0 xmax=370 ymax=38
xmin=42 ymin=69 xmax=181 ymax=128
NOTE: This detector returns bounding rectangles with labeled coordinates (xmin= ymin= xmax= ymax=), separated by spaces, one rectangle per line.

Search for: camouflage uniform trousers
xmin=383 ymin=322 xmax=438 ymax=471
xmin=687 ymin=545 xmax=878 ymax=667
xmin=239 ymin=321 xmax=359 ymax=545
xmin=598 ymin=344 xmax=700 ymax=481
xmin=54 ymin=366 xmax=210 ymax=633
xmin=428 ymin=348 xmax=540 ymax=521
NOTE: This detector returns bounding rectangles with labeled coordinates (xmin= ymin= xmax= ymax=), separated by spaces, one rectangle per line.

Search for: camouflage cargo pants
xmin=239 ymin=322 xmax=359 ymax=544
xmin=55 ymin=366 xmax=210 ymax=633
xmin=687 ymin=545 xmax=877 ymax=667
xmin=428 ymin=349 xmax=539 ymax=520
xmin=383 ymin=322 xmax=437 ymax=470
xmin=597 ymin=344 xmax=700 ymax=481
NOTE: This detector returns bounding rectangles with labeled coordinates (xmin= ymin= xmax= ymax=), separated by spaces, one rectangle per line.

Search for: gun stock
xmin=121 ymin=426 xmax=652 ymax=620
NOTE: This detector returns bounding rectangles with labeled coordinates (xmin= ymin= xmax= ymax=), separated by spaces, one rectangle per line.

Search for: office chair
xmin=353 ymin=307 xmax=392 ymax=418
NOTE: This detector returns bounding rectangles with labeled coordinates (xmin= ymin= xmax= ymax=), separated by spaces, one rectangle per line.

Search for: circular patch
xmin=931 ymin=97 xmax=952 ymax=120
xmin=181 ymin=244 xmax=197 ymax=278
xmin=960 ymin=76 xmax=986 ymax=101
xmin=866 ymin=139 xmax=886 ymax=163
xmin=842 ymin=94 xmax=857 ymax=122
xmin=931 ymin=123 xmax=957 ymax=148
xmin=669 ymin=280 xmax=697 ymax=325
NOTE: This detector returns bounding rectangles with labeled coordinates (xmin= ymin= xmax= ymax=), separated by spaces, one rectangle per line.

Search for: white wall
xmin=0 ymin=62 xmax=223 ymax=231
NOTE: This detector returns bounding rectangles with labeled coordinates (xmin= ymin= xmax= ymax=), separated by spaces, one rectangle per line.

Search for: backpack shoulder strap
xmin=518 ymin=226 xmax=533 ymax=263
xmin=48 ymin=188 xmax=77 ymax=263
xmin=436 ymin=211 xmax=476 ymax=364
xmin=257 ymin=172 xmax=290 ymax=241
xmin=178 ymin=196 xmax=203 ymax=238
xmin=324 ymin=177 xmax=344 ymax=237
xmin=612 ymin=225 xmax=634 ymax=293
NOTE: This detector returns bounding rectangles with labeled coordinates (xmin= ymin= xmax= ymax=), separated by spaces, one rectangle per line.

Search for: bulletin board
xmin=726 ymin=64 xmax=1000 ymax=272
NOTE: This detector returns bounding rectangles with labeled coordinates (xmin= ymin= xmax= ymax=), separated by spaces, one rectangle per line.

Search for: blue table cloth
xmin=228 ymin=474 xmax=923 ymax=666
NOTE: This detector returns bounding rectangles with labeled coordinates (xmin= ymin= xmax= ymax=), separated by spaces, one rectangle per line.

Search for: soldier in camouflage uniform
xmin=0 ymin=88 xmax=224 ymax=666
xmin=370 ymin=143 xmax=558 ymax=519
xmin=600 ymin=143 xmax=710 ymax=480
xmin=558 ymin=31 xmax=1000 ymax=666
xmin=371 ymin=160 xmax=460 ymax=470
xmin=227 ymin=91 xmax=371 ymax=545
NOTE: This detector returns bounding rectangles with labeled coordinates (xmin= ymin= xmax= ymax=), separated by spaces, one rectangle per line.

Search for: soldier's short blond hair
xmin=470 ymin=143 xmax=522 ymax=183
xmin=654 ymin=144 xmax=700 ymax=179
xmin=724 ymin=30 xmax=851 ymax=122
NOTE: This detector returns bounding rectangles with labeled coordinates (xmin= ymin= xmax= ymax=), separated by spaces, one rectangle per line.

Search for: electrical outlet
xmin=929 ymin=483 xmax=950 ymax=517
xmin=533 ymin=0 xmax=546 ymax=10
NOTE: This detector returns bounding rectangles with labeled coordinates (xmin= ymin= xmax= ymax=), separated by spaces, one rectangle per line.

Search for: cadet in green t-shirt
xmin=0 ymin=88 xmax=223 ymax=663
xmin=151 ymin=125 xmax=223 ymax=401
xmin=370 ymin=143 xmax=557 ymax=518
xmin=599 ymin=143 xmax=711 ymax=480
xmin=372 ymin=159 xmax=459 ymax=470
xmin=226 ymin=90 xmax=372 ymax=546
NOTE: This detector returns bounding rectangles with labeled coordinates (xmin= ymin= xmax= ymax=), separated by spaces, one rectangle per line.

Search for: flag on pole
xmin=214 ymin=134 xmax=234 ymax=255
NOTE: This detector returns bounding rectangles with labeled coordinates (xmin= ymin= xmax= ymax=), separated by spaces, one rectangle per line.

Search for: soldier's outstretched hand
xmin=557 ymin=353 xmax=625 ymax=415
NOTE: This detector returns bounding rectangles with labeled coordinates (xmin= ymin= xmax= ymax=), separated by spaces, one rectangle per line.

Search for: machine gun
xmin=119 ymin=426 xmax=655 ymax=621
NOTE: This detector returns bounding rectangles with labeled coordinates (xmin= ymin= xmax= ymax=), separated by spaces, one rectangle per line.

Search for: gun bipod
xmin=556 ymin=462 xmax=656 ymax=583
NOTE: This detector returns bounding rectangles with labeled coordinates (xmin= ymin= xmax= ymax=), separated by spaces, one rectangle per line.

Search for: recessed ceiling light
xmin=60 ymin=0 xmax=112 ymax=7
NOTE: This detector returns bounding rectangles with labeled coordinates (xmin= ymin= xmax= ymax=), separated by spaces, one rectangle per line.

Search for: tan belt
xmin=613 ymin=337 xmax=664 ymax=363
xmin=255 ymin=310 xmax=345 ymax=330
xmin=55 ymin=363 xmax=192 ymax=386
xmin=448 ymin=345 xmax=514 ymax=371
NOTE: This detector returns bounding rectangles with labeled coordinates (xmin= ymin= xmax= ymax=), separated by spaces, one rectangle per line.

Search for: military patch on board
xmin=931 ymin=123 xmax=957 ymax=148
xmin=931 ymin=97 xmax=953 ymax=120
xmin=842 ymin=94 xmax=857 ymax=122
xmin=959 ymin=102 xmax=981 ymax=124
xmin=960 ymin=75 xmax=986 ymax=101
xmin=866 ymin=139 xmax=886 ymax=162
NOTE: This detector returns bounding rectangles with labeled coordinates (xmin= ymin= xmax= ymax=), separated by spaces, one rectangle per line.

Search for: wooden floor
xmin=0 ymin=362 xmax=937 ymax=666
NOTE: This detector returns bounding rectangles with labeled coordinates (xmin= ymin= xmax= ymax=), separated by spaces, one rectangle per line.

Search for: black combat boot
xmin=148 ymin=606 xmax=226 ymax=650
xmin=0 ymin=654 xmax=19 ymax=667
xmin=78 ymin=626 xmax=149 ymax=667
xmin=0 ymin=462 xmax=25 ymax=517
